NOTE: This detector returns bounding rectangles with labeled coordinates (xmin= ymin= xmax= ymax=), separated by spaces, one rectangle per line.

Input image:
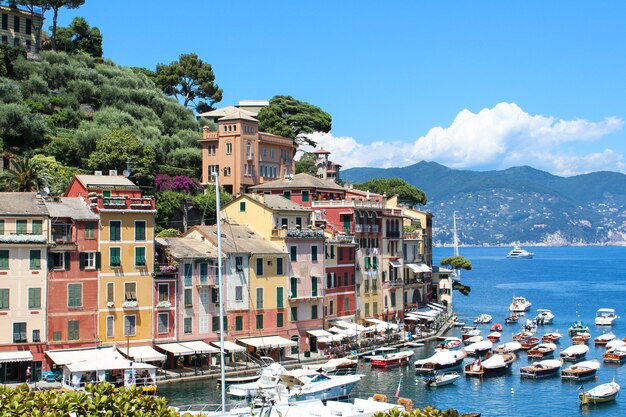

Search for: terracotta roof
xmin=218 ymin=108 xmax=258 ymax=122
xmin=44 ymin=197 xmax=98 ymax=220
xmin=189 ymin=223 xmax=285 ymax=255
xmin=250 ymin=173 xmax=345 ymax=192
xmin=0 ymin=193 xmax=48 ymax=216
xmin=313 ymin=148 xmax=331 ymax=154
xmin=75 ymin=175 xmax=139 ymax=189
xmin=249 ymin=194 xmax=311 ymax=212
xmin=156 ymin=237 xmax=219 ymax=259
xmin=197 ymin=106 xmax=257 ymax=121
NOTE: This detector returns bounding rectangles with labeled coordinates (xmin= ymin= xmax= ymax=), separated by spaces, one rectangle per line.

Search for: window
xmin=276 ymin=287 xmax=284 ymax=309
xmin=391 ymin=291 xmax=396 ymax=307
xmin=302 ymin=191 xmax=309 ymax=202
xmin=158 ymin=284 xmax=169 ymax=302
xmin=51 ymin=252 xmax=66 ymax=270
xmin=211 ymin=287 xmax=219 ymax=303
xmin=277 ymin=312 xmax=284 ymax=328
xmin=256 ymin=258 xmax=263 ymax=276
xmin=53 ymin=331 xmax=61 ymax=341
xmin=235 ymin=286 xmax=243 ymax=302
xmin=85 ymin=223 xmax=95 ymax=239
xmin=338 ymin=247 xmax=343 ymax=261
xmin=344 ymin=298 xmax=349 ymax=313
xmin=290 ymin=307 xmax=298 ymax=321
xmin=32 ymin=329 xmax=40 ymax=342
xmin=109 ymin=221 xmax=121 ymax=241
xmin=226 ymin=143 xmax=232 ymax=154
xmin=13 ymin=16 xmax=19 ymax=32
xmin=290 ymin=246 xmax=297 ymax=261
xmin=365 ymin=303 xmax=370 ymax=316
xmin=32 ymin=220 xmax=42 ymax=235
xmin=106 ymin=316 xmax=114 ymax=337
xmin=28 ymin=288 xmax=41 ymax=309
xmin=200 ymin=263 xmax=208 ymax=284
xmin=124 ymin=282 xmax=136 ymax=302
xmin=256 ymin=314 xmax=263 ymax=329
xmin=184 ymin=263 xmax=192 ymax=286
xmin=66 ymin=283 xmax=82 ymax=308
xmin=0 ymin=250 xmax=7 ymax=269
xmin=25 ymin=18 xmax=31 ymax=35
xmin=13 ymin=322 xmax=27 ymax=343
xmin=290 ymin=277 xmax=298 ymax=298
xmin=110 ymin=247 xmax=121 ymax=268
xmin=135 ymin=247 xmax=146 ymax=267
xmin=0 ymin=288 xmax=9 ymax=309
xmin=284 ymin=191 xmax=291 ymax=200
xmin=29 ymin=249 xmax=41 ymax=269
xmin=1 ymin=14 xmax=6 ymax=30
xmin=124 ymin=315 xmax=136 ymax=336
xmin=373 ymin=302 xmax=378 ymax=315
xmin=256 ymin=288 xmax=264 ymax=309
xmin=106 ymin=282 xmax=114 ymax=303
xmin=210 ymin=315 xmax=225 ymax=332
xmin=13 ymin=37 xmax=19 ymax=47
xmin=311 ymin=276 xmax=318 ymax=297
xmin=329 ymin=300 xmax=334 ymax=315
xmin=158 ymin=313 xmax=169 ymax=333
xmin=134 ymin=221 xmax=146 ymax=241
xmin=0 ymin=220 xmax=4 ymax=235
xmin=311 ymin=245 xmax=318 ymax=262
xmin=184 ymin=288 xmax=193 ymax=306
xmin=235 ymin=256 xmax=243 ymax=272
xmin=344 ymin=272 xmax=348 ymax=287
xmin=239 ymin=201 xmax=246 ymax=211
xmin=235 ymin=316 xmax=243 ymax=331
xmin=183 ymin=317 xmax=192 ymax=334
xmin=311 ymin=305 xmax=318 ymax=319
xmin=276 ymin=258 xmax=283 ymax=275
xmin=80 ymin=252 xmax=97 ymax=270
xmin=295 ymin=217 xmax=302 ymax=227
xmin=68 ymin=320 xmax=79 ymax=340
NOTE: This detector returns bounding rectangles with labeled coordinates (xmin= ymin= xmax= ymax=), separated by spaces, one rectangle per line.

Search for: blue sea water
xmin=160 ymin=246 xmax=626 ymax=417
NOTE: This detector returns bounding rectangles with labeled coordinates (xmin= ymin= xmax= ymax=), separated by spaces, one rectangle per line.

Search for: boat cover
xmin=562 ymin=345 xmax=589 ymax=355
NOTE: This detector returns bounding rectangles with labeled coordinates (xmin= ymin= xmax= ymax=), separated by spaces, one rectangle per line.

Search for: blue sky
xmin=59 ymin=1 xmax=626 ymax=175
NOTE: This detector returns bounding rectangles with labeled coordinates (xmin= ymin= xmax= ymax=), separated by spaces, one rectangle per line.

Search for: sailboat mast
xmin=214 ymin=173 xmax=227 ymax=411
xmin=453 ymin=211 xmax=460 ymax=280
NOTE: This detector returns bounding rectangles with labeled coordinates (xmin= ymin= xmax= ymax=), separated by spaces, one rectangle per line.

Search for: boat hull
xmin=370 ymin=356 xmax=411 ymax=368
xmin=415 ymin=359 xmax=464 ymax=374
xmin=519 ymin=367 xmax=560 ymax=378
xmin=561 ymin=369 xmax=597 ymax=381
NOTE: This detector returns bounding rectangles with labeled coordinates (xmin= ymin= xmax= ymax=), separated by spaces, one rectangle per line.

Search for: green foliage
xmin=295 ymin=151 xmax=318 ymax=175
xmin=0 ymin=382 xmax=179 ymax=416
xmin=54 ymin=17 xmax=103 ymax=57
xmin=155 ymin=190 xmax=188 ymax=231
xmin=0 ymin=155 xmax=51 ymax=192
xmin=440 ymin=256 xmax=472 ymax=271
xmin=452 ymin=281 xmax=471 ymax=296
xmin=257 ymin=95 xmax=332 ymax=147
xmin=155 ymin=53 xmax=223 ymax=111
xmin=0 ymin=102 xmax=48 ymax=149
xmin=48 ymin=0 xmax=86 ymax=51
xmin=0 ymin=44 xmax=27 ymax=78
xmin=156 ymin=228 xmax=180 ymax=238
xmin=373 ymin=405 xmax=460 ymax=417
xmin=167 ymin=147 xmax=202 ymax=178
xmin=353 ymin=178 xmax=427 ymax=206
xmin=31 ymin=154 xmax=82 ymax=195
xmin=191 ymin=186 xmax=233 ymax=224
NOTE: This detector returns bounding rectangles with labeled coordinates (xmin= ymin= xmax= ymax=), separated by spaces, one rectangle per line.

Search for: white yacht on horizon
xmin=507 ymin=245 xmax=534 ymax=259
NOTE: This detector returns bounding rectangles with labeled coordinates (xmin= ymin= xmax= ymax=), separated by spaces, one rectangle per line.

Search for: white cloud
xmin=302 ymin=102 xmax=624 ymax=176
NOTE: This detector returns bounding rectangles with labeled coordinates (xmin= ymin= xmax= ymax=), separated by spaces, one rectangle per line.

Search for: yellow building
xmin=0 ymin=4 xmax=43 ymax=52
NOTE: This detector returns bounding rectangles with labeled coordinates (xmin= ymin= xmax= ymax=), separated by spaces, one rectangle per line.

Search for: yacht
xmin=595 ymin=308 xmax=618 ymax=326
xmin=509 ymin=296 xmax=532 ymax=312
xmin=507 ymin=245 xmax=534 ymax=259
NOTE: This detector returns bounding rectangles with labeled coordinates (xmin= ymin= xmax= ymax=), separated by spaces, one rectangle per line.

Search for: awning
xmin=317 ymin=334 xmax=345 ymax=343
xmin=123 ymin=345 xmax=166 ymax=362
xmin=238 ymin=336 xmax=297 ymax=349
xmin=407 ymin=263 xmax=431 ymax=273
xmin=210 ymin=340 xmax=246 ymax=353
xmin=334 ymin=320 xmax=367 ymax=332
xmin=430 ymin=301 xmax=446 ymax=309
xmin=0 ymin=350 xmax=33 ymax=363
xmin=46 ymin=347 xmax=119 ymax=366
xmin=365 ymin=318 xmax=400 ymax=331
xmin=181 ymin=340 xmax=220 ymax=354
xmin=427 ymin=303 xmax=445 ymax=311
xmin=155 ymin=342 xmax=196 ymax=356
xmin=307 ymin=329 xmax=333 ymax=338
xmin=410 ymin=313 xmax=436 ymax=321
xmin=66 ymin=358 xmax=156 ymax=373
xmin=389 ymin=260 xmax=402 ymax=268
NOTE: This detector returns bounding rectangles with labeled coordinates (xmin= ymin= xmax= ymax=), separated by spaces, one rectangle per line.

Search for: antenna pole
xmin=214 ymin=172 xmax=227 ymax=411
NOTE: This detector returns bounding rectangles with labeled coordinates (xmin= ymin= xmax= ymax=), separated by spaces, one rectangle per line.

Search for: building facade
xmin=0 ymin=4 xmax=42 ymax=52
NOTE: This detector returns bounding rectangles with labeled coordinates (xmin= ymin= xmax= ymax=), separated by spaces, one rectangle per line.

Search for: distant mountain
xmin=343 ymin=161 xmax=626 ymax=245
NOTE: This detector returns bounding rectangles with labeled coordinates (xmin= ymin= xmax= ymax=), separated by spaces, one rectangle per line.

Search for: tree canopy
xmin=295 ymin=151 xmax=317 ymax=175
xmin=53 ymin=17 xmax=103 ymax=57
xmin=440 ymin=256 xmax=472 ymax=271
xmin=48 ymin=0 xmax=86 ymax=50
xmin=155 ymin=53 xmax=222 ymax=111
xmin=257 ymin=95 xmax=331 ymax=147
xmin=352 ymin=178 xmax=427 ymax=206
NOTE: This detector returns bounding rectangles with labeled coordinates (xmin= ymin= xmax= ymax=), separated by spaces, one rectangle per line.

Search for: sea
xmin=159 ymin=246 xmax=626 ymax=417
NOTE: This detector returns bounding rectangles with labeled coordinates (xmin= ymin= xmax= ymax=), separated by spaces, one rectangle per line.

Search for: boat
xmin=462 ymin=329 xmax=482 ymax=341
xmin=512 ymin=331 xmax=535 ymax=341
xmin=560 ymin=345 xmax=589 ymax=362
xmin=494 ymin=341 xmax=522 ymax=354
xmin=464 ymin=353 xmax=516 ymax=377
xmin=605 ymin=339 xmax=626 ymax=351
xmin=415 ymin=350 xmax=467 ymax=374
xmin=487 ymin=332 xmax=501 ymax=342
xmin=534 ymin=309 xmax=555 ymax=325
xmin=369 ymin=350 xmax=414 ymax=368
xmin=276 ymin=370 xmax=363 ymax=402
xmin=595 ymin=308 xmax=618 ymax=326
xmin=568 ymin=320 xmax=590 ymax=335
xmin=464 ymin=341 xmax=493 ymax=357
xmin=473 ymin=314 xmax=492 ymax=324
xmin=527 ymin=342 xmax=557 ymax=359
xmin=228 ymin=361 xmax=287 ymax=397
xmin=572 ymin=332 xmax=591 ymax=345
xmin=561 ymin=360 xmax=600 ymax=381
xmin=504 ymin=314 xmax=519 ymax=324
xmin=463 ymin=335 xmax=484 ymax=345
xmin=435 ymin=337 xmax=462 ymax=350
xmin=509 ymin=296 xmax=532 ymax=312
xmin=362 ymin=347 xmax=397 ymax=362
xmin=519 ymin=337 xmax=540 ymax=351
xmin=519 ymin=359 xmax=563 ymax=378
xmin=453 ymin=321 xmax=466 ymax=328
xmin=603 ymin=347 xmax=626 ymax=364
xmin=579 ymin=382 xmax=620 ymax=405
xmin=423 ymin=371 xmax=460 ymax=387
xmin=403 ymin=341 xmax=425 ymax=348
xmin=594 ymin=332 xmax=616 ymax=346
xmin=507 ymin=245 xmax=534 ymax=259
xmin=541 ymin=331 xmax=562 ymax=343
xmin=490 ymin=323 xmax=503 ymax=332
xmin=302 ymin=357 xmax=358 ymax=375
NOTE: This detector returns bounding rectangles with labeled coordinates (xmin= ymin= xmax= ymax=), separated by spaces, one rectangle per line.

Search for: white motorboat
xmin=509 ymin=296 xmax=532 ymax=312
xmin=423 ymin=371 xmax=460 ymax=387
xmin=473 ymin=314 xmax=492 ymax=324
xmin=579 ymin=382 xmax=620 ymax=405
xmin=534 ymin=309 xmax=554 ymax=325
xmin=302 ymin=357 xmax=357 ymax=375
xmin=277 ymin=370 xmax=363 ymax=402
xmin=507 ymin=245 xmax=534 ymax=259
xmin=463 ymin=335 xmax=484 ymax=345
xmin=228 ymin=362 xmax=287 ymax=397
xmin=595 ymin=308 xmax=618 ymax=326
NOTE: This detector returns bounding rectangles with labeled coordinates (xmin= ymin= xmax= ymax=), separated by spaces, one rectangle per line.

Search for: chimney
xmin=109 ymin=170 xmax=118 ymax=176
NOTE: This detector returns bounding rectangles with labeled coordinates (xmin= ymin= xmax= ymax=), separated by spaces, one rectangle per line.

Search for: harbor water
xmin=160 ymin=246 xmax=626 ymax=416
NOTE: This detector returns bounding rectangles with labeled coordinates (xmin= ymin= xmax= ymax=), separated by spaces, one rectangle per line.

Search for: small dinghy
xmin=579 ymin=382 xmax=620 ymax=405
xmin=490 ymin=323 xmax=503 ymax=332
xmin=487 ymin=332 xmax=501 ymax=342
xmin=423 ymin=371 xmax=460 ymax=387
xmin=473 ymin=314 xmax=492 ymax=324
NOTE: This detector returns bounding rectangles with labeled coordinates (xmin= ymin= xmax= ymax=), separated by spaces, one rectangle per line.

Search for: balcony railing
xmin=312 ymin=200 xmax=383 ymax=209
xmin=90 ymin=195 xmax=155 ymax=211
xmin=155 ymin=263 xmax=177 ymax=276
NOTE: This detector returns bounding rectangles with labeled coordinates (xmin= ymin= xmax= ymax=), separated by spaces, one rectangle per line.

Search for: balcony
xmin=90 ymin=195 xmax=155 ymax=211
xmin=387 ymin=280 xmax=404 ymax=288
xmin=246 ymin=152 xmax=254 ymax=161
xmin=383 ymin=208 xmax=402 ymax=216
xmin=122 ymin=300 xmax=139 ymax=309
xmin=196 ymin=276 xmax=216 ymax=287
xmin=155 ymin=263 xmax=178 ymax=277
xmin=312 ymin=200 xmax=383 ymax=209
xmin=156 ymin=300 xmax=172 ymax=309
xmin=0 ymin=232 xmax=48 ymax=245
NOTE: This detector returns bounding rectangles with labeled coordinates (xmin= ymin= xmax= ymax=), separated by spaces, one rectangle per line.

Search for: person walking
xmin=26 ymin=366 xmax=31 ymax=383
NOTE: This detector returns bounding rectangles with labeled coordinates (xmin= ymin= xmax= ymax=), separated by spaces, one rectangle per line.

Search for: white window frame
xmin=157 ymin=313 xmax=169 ymax=334
xmin=106 ymin=315 xmax=114 ymax=338
xmin=85 ymin=252 xmax=96 ymax=269
xmin=199 ymin=314 xmax=209 ymax=334
xmin=52 ymin=252 xmax=65 ymax=270
xmin=124 ymin=314 xmax=136 ymax=336
xmin=235 ymin=286 xmax=243 ymax=302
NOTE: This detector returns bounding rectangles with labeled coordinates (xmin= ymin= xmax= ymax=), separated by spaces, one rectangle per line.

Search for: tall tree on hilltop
xmin=352 ymin=178 xmax=427 ymax=206
xmin=257 ymin=95 xmax=332 ymax=148
xmin=47 ymin=0 xmax=85 ymax=51
xmin=155 ymin=53 xmax=223 ymax=112
xmin=54 ymin=16 xmax=102 ymax=57
xmin=295 ymin=152 xmax=317 ymax=175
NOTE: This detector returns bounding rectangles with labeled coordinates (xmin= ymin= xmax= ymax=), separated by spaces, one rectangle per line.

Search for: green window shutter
xmin=135 ymin=221 xmax=146 ymax=241
xmin=290 ymin=277 xmax=297 ymax=298
xmin=311 ymin=277 xmax=318 ymax=297
xmin=32 ymin=220 xmax=42 ymax=235
xmin=311 ymin=245 xmax=317 ymax=261
xmin=135 ymin=247 xmax=146 ymax=267
xmin=110 ymin=221 xmax=121 ymax=241
xmin=79 ymin=253 xmax=86 ymax=270
xmin=239 ymin=201 xmax=246 ymax=212
xmin=302 ymin=191 xmax=309 ymax=202
xmin=256 ymin=314 xmax=263 ymax=329
xmin=16 ymin=220 xmax=27 ymax=234
xmin=277 ymin=258 xmax=283 ymax=275
xmin=64 ymin=252 xmax=71 ymax=270
xmin=311 ymin=305 xmax=318 ymax=319
xmin=68 ymin=284 xmax=82 ymax=308
xmin=28 ymin=288 xmax=40 ymax=308
xmin=0 ymin=289 xmax=8 ymax=309
xmin=0 ymin=250 xmax=8 ymax=269
xmin=276 ymin=287 xmax=283 ymax=309
xmin=30 ymin=250 xmax=40 ymax=269
xmin=0 ymin=220 xmax=4 ymax=235
xmin=68 ymin=320 xmax=79 ymax=340
xmin=96 ymin=252 xmax=101 ymax=269
xmin=235 ymin=316 xmax=243 ymax=331
xmin=110 ymin=248 xmax=120 ymax=267
xmin=290 ymin=246 xmax=297 ymax=262
xmin=290 ymin=307 xmax=298 ymax=321
xmin=277 ymin=313 xmax=284 ymax=328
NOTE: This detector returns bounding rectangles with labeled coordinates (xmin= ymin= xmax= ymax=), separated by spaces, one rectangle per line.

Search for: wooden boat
xmin=463 ymin=335 xmax=484 ymax=345
xmin=541 ymin=331 xmax=562 ymax=343
xmin=561 ymin=360 xmax=600 ymax=381
xmin=560 ymin=345 xmax=589 ymax=362
xmin=423 ymin=371 xmax=460 ymax=387
xmin=568 ymin=320 xmax=590 ymax=336
xmin=527 ymin=342 xmax=557 ymax=359
xmin=603 ymin=347 xmax=626 ymax=364
xmin=415 ymin=350 xmax=467 ymax=374
xmin=462 ymin=329 xmax=482 ymax=341
xmin=572 ymin=332 xmax=591 ymax=345
xmin=370 ymin=350 xmax=414 ymax=368
xmin=487 ymin=332 xmax=501 ymax=343
xmin=519 ymin=359 xmax=562 ymax=378
xmin=490 ymin=323 xmax=503 ymax=332
xmin=519 ymin=337 xmax=540 ymax=351
xmin=513 ymin=331 xmax=535 ymax=341
xmin=435 ymin=337 xmax=462 ymax=350
xmin=579 ymin=382 xmax=620 ymax=405
xmin=473 ymin=314 xmax=492 ymax=324
xmin=504 ymin=314 xmax=519 ymax=324
xmin=605 ymin=339 xmax=626 ymax=351
xmin=494 ymin=341 xmax=522 ymax=354
xmin=464 ymin=353 xmax=516 ymax=377
xmin=464 ymin=341 xmax=493 ymax=357
xmin=594 ymin=332 xmax=616 ymax=345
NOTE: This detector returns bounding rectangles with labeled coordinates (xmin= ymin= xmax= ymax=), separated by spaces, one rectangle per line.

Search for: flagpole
xmin=214 ymin=172 xmax=226 ymax=411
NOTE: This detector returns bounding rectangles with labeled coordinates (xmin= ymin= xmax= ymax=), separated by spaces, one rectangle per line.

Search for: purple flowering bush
xmin=155 ymin=174 xmax=201 ymax=194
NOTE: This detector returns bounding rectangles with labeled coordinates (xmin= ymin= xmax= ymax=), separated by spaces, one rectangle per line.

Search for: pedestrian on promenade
xmin=26 ymin=366 xmax=31 ymax=383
